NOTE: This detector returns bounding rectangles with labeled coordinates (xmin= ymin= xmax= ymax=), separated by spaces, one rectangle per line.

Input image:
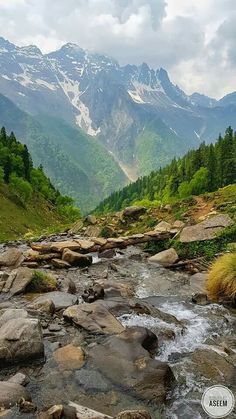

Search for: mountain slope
xmin=1 ymin=37 xmax=236 ymax=180
xmin=0 ymin=94 xmax=127 ymax=212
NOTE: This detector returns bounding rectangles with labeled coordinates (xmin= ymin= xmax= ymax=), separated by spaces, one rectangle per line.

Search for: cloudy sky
xmin=0 ymin=0 xmax=235 ymax=98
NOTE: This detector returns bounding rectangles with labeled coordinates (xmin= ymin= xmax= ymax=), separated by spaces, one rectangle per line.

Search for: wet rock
xmin=148 ymin=248 xmax=179 ymax=266
xmin=192 ymin=293 xmax=209 ymax=305
xmin=53 ymin=344 xmax=85 ymax=370
xmin=180 ymin=214 xmax=233 ymax=243
xmin=189 ymin=273 xmax=207 ymax=293
xmin=96 ymin=280 xmax=134 ymax=299
xmin=51 ymin=259 xmax=71 ymax=269
xmin=154 ymin=221 xmax=172 ymax=232
xmin=33 ymin=291 xmax=78 ymax=311
xmin=89 ymin=326 xmax=174 ymax=402
xmin=49 ymin=323 xmax=62 ymax=332
xmin=123 ymin=206 xmax=147 ymax=220
xmin=0 ymin=381 xmax=31 ymax=408
xmin=27 ymin=299 xmax=55 ymax=315
xmin=63 ymin=301 xmax=125 ymax=335
xmin=62 ymin=249 xmax=92 ymax=267
xmin=0 ymin=248 xmax=24 ymax=268
xmin=115 ymin=411 xmax=152 ymax=419
xmin=0 ymin=310 xmax=44 ymax=365
xmin=190 ymin=348 xmax=236 ymax=384
xmin=75 ymin=369 xmax=110 ymax=392
xmin=98 ymin=249 xmax=116 ymax=259
xmin=82 ymin=284 xmax=105 ymax=303
xmin=2 ymin=267 xmax=33 ymax=295
xmin=8 ymin=373 xmax=29 ymax=387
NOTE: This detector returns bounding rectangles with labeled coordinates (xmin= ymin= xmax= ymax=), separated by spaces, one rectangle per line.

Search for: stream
xmin=1 ymin=245 xmax=236 ymax=418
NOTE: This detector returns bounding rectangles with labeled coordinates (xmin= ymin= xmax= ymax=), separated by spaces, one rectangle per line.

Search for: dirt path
xmin=190 ymin=196 xmax=215 ymax=222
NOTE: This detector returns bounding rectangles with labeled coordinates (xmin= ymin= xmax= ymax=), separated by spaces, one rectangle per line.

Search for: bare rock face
xmin=88 ymin=326 xmax=175 ymax=403
xmin=180 ymin=214 xmax=233 ymax=243
xmin=63 ymin=301 xmax=125 ymax=335
xmin=148 ymin=248 xmax=179 ymax=266
xmin=0 ymin=248 xmax=24 ymax=268
xmin=0 ymin=309 xmax=44 ymax=366
xmin=62 ymin=248 xmax=92 ymax=267
xmin=0 ymin=381 xmax=31 ymax=408
xmin=33 ymin=291 xmax=78 ymax=311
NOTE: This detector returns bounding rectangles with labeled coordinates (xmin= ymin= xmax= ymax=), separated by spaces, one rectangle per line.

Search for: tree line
xmin=0 ymin=127 xmax=80 ymax=220
xmin=96 ymin=127 xmax=236 ymax=213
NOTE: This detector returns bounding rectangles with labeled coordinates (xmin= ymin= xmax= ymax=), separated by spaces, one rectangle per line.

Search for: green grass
xmin=0 ymin=184 xmax=65 ymax=242
xmin=26 ymin=271 xmax=57 ymax=293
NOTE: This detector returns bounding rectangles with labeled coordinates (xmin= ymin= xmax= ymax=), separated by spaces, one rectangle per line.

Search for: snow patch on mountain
xmin=57 ymin=69 xmax=100 ymax=136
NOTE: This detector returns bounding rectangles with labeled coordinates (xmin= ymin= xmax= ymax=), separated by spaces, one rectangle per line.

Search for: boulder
xmin=0 ymin=248 xmax=24 ymax=268
xmin=154 ymin=221 xmax=172 ymax=232
xmin=85 ymin=225 xmax=101 ymax=237
xmin=180 ymin=214 xmax=233 ymax=243
xmin=8 ymin=373 xmax=29 ymax=387
xmin=62 ymin=249 xmax=92 ymax=267
xmin=172 ymin=220 xmax=185 ymax=229
xmin=85 ymin=215 xmax=97 ymax=225
xmin=148 ymin=248 xmax=178 ymax=266
xmin=0 ymin=310 xmax=44 ymax=365
xmin=0 ymin=381 xmax=31 ymax=408
xmin=93 ymin=237 xmax=108 ymax=246
xmin=50 ymin=241 xmax=81 ymax=253
xmin=54 ymin=344 xmax=85 ymax=370
xmin=33 ymin=291 xmax=78 ymax=311
xmin=2 ymin=267 xmax=33 ymax=295
xmin=88 ymin=327 xmax=174 ymax=402
xmin=76 ymin=239 xmax=95 ymax=251
xmin=123 ymin=206 xmax=147 ymax=219
xmin=0 ymin=309 xmax=28 ymax=328
xmin=63 ymin=301 xmax=125 ymax=335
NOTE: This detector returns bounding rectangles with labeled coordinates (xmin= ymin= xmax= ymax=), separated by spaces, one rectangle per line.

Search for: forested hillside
xmin=0 ymin=127 xmax=80 ymax=240
xmin=96 ymin=127 xmax=236 ymax=213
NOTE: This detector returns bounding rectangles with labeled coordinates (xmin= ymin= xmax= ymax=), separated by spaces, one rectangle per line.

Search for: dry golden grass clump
xmin=207 ymin=253 xmax=236 ymax=304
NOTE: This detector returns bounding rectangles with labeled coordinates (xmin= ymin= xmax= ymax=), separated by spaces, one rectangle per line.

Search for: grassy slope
xmin=0 ymin=184 xmax=64 ymax=241
xmin=0 ymin=94 xmax=127 ymax=213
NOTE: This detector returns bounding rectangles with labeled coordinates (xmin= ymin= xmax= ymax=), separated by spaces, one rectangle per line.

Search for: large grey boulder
xmin=88 ymin=327 xmax=174 ymax=403
xmin=148 ymin=248 xmax=178 ymax=266
xmin=2 ymin=267 xmax=33 ymax=295
xmin=62 ymin=248 xmax=92 ymax=267
xmin=180 ymin=214 xmax=233 ymax=243
xmin=0 ymin=309 xmax=44 ymax=365
xmin=122 ymin=206 xmax=146 ymax=219
xmin=0 ymin=381 xmax=31 ymax=408
xmin=63 ymin=301 xmax=125 ymax=335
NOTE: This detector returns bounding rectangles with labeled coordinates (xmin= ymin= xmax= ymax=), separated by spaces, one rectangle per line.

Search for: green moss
xmin=26 ymin=271 xmax=57 ymax=293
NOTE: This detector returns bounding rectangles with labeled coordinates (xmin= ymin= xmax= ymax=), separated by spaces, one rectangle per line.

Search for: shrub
xmin=26 ymin=271 xmax=57 ymax=293
xmin=207 ymin=253 xmax=236 ymax=304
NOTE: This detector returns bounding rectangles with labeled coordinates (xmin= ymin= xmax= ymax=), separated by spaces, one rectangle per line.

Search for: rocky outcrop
xmin=180 ymin=214 xmax=233 ymax=243
xmin=0 ymin=381 xmax=31 ymax=408
xmin=148 ymin=248 xmax=179 ymax=266
xmin=63 ymin=301 xmax=125 ymax=335
xmin=0 ymin=309 xmax=44 ymax=365
xmin=88 ymin=327 xmax=174 ymax=402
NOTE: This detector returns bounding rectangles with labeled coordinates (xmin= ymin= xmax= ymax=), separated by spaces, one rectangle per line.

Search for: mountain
xmin=0 ymin=94 xmax=127 ymax=213
xmin=0 ymin=36 xmax=236 ymax=185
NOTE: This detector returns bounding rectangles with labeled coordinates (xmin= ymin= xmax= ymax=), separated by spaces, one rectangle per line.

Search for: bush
xmin=207 ymin=253 xmax=236 ymax=304
xmin=10 ymin=175 xmax=32 ymax=204
xmin=26 ymin=271 xmax=57 ymax=293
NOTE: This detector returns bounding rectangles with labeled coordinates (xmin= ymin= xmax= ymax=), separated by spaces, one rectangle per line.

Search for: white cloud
xmin=0 ymin=0 xmax=235 ymax=98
